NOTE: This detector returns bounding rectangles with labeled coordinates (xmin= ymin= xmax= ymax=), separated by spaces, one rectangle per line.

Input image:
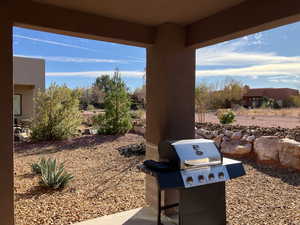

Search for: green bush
xmin=87 ymin=104 xmax=95 ymax=111
xmin=31 ymin=83 xmax=82 ymax=141
xmin=95 ymin=70 xmax=132 ymax=135
xmin=38 ymin=158 xmax=74 ymax=189
xmin=130 ymin=109 xmax=145 ymax=120
xmin=217 ymin=109 xmax=236 ymax=124
xmin=260 ymin=97 xmax=281 ymax=109
xmin=283 ymin=95 xmax=300 ymax=108
xmin=92 ymin=113 xmax=106 ymax=131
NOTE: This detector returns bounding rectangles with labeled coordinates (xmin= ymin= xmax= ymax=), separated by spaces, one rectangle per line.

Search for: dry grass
xmin=236 ymin=107 xmax=300 ymax=117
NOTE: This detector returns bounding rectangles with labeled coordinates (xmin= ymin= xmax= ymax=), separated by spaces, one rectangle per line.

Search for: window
xmin=13 ymin=94 xmax=22 ymax=116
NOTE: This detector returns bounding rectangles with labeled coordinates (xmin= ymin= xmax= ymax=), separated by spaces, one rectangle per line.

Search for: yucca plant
xmin=38 ymin=158 xmax=74 ymax=189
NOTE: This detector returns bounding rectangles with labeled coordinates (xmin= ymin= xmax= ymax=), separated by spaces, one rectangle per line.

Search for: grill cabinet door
xmin=179 ymin=182 xmax=226 ymax=225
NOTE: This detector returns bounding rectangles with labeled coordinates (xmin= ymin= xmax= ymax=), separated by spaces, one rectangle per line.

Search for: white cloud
xmin=198 ymin=51 xmax=300 ymax=66
xmin=14 ymin=54 xmax=136 ymax=64
xmin=13 ymin=34 xmax=95 ymax=51
xmin=196 ymin=32 xmax=300 ymax=81
xmin=196 ymin=34 xmax=300 ymax=67
xmin=47 ymin=63 xmax=300 ymax=80
xmin=196 ymin=63 xmax=300 ymax=77
xmin=46 ymin=70 xmax=144 ymax=78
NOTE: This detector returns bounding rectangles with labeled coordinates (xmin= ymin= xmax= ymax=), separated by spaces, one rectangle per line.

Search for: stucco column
xmin=0 ymin=6 xmax=14 ymax=225
xmin=146 ymin=23 xmax=195 ymax=212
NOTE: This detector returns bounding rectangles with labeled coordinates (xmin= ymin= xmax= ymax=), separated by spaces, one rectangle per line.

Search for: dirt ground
xmin=200 ymin=113 xmax=300 ymax=128
xmin=14 ymin=134 xmax=300 ymax=225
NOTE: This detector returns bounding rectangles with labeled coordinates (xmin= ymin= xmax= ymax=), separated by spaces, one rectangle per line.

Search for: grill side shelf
xmin=223 ymin=157 xmax=246 ymax=179
xmin=137 ymin=164 xmax=184 ymax=189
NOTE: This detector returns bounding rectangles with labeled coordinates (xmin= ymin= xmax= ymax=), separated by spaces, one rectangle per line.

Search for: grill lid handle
xmin=184 ymin=159 xmax=221 ymax=167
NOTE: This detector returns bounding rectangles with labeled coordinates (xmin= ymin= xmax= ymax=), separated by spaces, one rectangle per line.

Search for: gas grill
xmin=139 ymin=138 xmax=245 ymax=225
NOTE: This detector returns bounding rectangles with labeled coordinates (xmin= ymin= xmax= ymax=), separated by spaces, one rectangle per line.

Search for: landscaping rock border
xmin=196 ymin=123 xmax=300 ymax=171
xmin=196 ymin=122 xmax=300 ymax=141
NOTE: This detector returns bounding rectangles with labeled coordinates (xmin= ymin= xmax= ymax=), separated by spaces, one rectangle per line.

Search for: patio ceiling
xmin=32 ymin=0 xmax=245 ymax=26
xmin=11 ymin=0 xmax=300 ymax=48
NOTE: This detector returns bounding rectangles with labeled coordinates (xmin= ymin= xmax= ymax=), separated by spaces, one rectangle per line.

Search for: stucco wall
xmin=14 ymin=85 xmax=34 ymax=119
xmin=13 ymin=56 xmax=45 ymax=119
xmin=13 ymin=56 xmax=45 ymax=89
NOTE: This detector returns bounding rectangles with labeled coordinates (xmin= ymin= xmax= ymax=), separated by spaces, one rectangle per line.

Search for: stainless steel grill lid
xmin=157 ymin=139 xmax=245 ymax=188
xmin=171 ymin=139 xmax=222 ymax=169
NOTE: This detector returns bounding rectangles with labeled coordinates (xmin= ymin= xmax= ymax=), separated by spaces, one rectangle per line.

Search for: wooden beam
xmin=186 ymin=0 xmax=300 ymax=48
xmin=0 ymin=4 xmax=14 ymax=225
xmin=12 ymin=0 xmax=156 ymax=47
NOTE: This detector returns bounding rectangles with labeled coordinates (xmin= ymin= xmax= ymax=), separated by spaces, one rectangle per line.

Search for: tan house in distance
xmin=13 ymin=56 xmax=45 ymax=121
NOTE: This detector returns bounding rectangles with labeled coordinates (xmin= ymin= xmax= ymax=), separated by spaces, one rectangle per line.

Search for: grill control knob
xmin=218 ymin=172 xmax=225 ymax=179
xmin=196 ymin=150 xmax=203 ymax=155
xmin=208 ymin=173 xmax=215 ymax=180
xmin=186 ymin=177 xmax=193 ymax=184
xmin=198 ymin=175 xmax=205 ymax=183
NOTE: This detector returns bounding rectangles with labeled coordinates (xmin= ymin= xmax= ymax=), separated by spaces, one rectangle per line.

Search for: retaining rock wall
xmin=196 ymin=123 xmax=300 ymax=171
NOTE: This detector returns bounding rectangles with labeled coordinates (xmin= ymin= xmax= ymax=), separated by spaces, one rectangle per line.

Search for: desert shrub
xmin=96 ymin=70 xmax=132 ymax=135
xmin=87 ymin=104 xmax=95 ymax=111
xmin=31 ymin=83 xmax=82 ymax=141
xmin=92 ymin=113 xmax=106 ymax=131
xmin=38 ymin=158 xmax=73 ymax=189
xmin=217 ymin=109 xmax=236 ymax=124
xmin=195 ymin=83 xmax=211 ymax=112
xmin=132 ymin=85 xmax=146 ymax=109
xmin=130 ymin=109 xmax=145 ymax=120
xmin=291 ymin=95 xmax=300 ymax=107
xmin=283 ymin=95 xmax=300 ymax=108
xmin=195 ymin=79 xmax=246 ymax=110
xmin=260 ymin=97 xmax=281 ymax=109
xmin=94 ymin=74 xmax=112 ymax=93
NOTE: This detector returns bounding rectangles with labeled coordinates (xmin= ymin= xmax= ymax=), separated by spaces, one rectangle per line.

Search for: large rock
xmin=279 ymin=138 xmax=300 ymax=170
xmin=213 ymin=134 xmax=224 ymax=148
xmin=196 ymin=128 xmax=213 ymax=139
xmin=231 ymin=131 xmax=242 ymax=140
xmin=246 ymin=135 xmax=256 ymax=143
xmin=254 ymin=136 xmax=280 ymax=162
xmin=133 ymin=125 xmax=145 ymax=135
xmin=14 ymin=132 xmax=29 ymax=142
xmin=220 ymin=140 xmax=252 ymax=156
xmin=224 ymin=130 xmax=233 ymax=138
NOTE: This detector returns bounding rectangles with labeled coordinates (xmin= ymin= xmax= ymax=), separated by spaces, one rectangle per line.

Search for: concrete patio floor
xmin=73 ymin=207 xmax=176 ymax=225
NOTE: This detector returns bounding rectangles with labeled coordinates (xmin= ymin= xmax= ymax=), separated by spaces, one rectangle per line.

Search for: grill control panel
xmin=181 ymin=165 xmax=230 ymax=188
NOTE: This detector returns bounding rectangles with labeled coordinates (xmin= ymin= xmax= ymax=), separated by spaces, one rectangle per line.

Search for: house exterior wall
xmin=243 ymin=88 xmax=299 ymax=108
xmin=14 ymin=85 xmax=34 ymax=119
xmin=13 ymin=56 xmax=45 ymax=119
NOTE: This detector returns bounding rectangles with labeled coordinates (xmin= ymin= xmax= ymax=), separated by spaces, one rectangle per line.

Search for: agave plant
xmin=31 ymin=158 xmax=47 ymax=175
xmin=39 ymin=158 xmax=74 ymax=189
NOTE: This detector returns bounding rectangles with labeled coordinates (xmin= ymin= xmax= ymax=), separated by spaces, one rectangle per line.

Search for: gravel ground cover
xmin=227 ymin=160 xmax=300 ymax=225
xmin=14 ymin=134 xmax=299 ymax=225
xmin=14 ymin=134 xmax=145 ymax=225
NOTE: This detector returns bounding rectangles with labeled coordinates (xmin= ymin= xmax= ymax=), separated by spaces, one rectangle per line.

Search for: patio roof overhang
xmin=7 ymin=0 xmax=300 ymax=48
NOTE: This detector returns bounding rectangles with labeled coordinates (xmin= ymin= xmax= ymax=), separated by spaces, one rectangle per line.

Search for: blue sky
xmin=13 ymin=21 xmax=300 ymax=90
